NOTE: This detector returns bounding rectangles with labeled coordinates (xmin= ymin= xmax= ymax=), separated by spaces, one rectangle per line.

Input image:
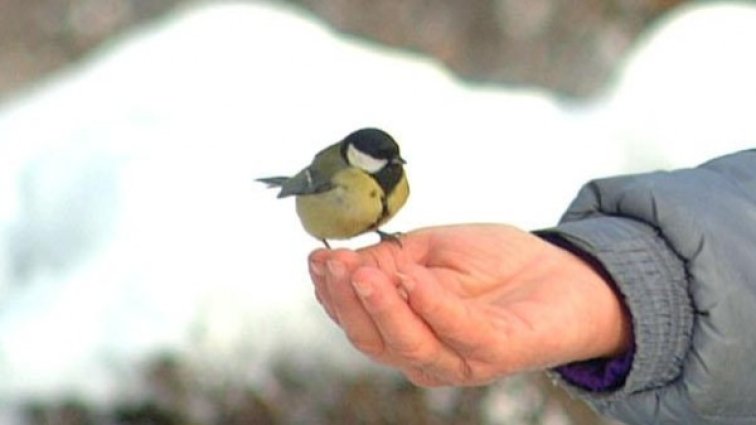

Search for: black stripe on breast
xmin=370 ymin=164 xmax=404 ymax=227
xmin=373 ymin=163 xmax=403 ymax=196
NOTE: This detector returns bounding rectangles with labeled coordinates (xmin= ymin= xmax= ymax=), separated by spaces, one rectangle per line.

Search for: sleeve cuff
xmin=536 ymin=216 xmax=693 ymax=400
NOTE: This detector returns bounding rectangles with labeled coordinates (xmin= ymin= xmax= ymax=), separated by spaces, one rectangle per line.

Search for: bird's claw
xmin=376 ymin=230 xmax=403 ymax=247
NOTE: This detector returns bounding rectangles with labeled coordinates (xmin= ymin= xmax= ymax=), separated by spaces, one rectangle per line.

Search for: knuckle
xmin=404 ymin=368 xmax=443 ymax=388
xmin=456 ymin=359 xmax=476 ymax=382
xmin=393 ymin=340 xmax=437 ymax=365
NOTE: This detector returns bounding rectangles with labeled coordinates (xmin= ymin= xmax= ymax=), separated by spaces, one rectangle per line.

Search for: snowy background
xmin=1 ymin=1 xmax=755 ymax=423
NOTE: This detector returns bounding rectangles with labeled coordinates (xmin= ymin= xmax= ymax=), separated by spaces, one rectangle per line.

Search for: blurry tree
xmin=276 ymin=0 xmax=687 ymax=97
xmin=0 ymin=0 xmax=688 ymax=99
xmin=0 ymin=0 xmax=181 ymax=98
xmin=22 ymin=398 xmax=97 ymax=425
xmin=14 ymin=351 xmax=615 ymax=424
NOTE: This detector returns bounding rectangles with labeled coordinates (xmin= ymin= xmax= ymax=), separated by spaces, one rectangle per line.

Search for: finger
xmin=351 ymin=266 xmax=440 ymax=363
xmin=401 ymin=367 xmax=448 ymax=388
xmin=323 ymin=253 xmax=388 ymax=360
xmin=308 ymin=248 xmax=331 ymax=284
xmin=313 ymin=285 xmax=339 ymax=324
xmin=309 ymin=248 xmax=338 ymax=322
xmin=352 ymin=266 xmax=469 ymax=380
xmin=398 ymin=265 xmax=482 ymax=350
xmin=356 ymin=229 xmax=432 ymax=271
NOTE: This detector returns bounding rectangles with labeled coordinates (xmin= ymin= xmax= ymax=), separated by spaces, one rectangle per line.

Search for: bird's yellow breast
xmin=295 ymin=167 xmax=408 ymax=240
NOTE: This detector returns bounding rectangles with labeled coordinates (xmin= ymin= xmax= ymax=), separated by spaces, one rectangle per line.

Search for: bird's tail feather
xmin=256 ymin=176 xmax=289 ymax=187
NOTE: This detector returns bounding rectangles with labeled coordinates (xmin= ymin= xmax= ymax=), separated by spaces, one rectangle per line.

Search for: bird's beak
xmin=393 ymin=156 xmax=407 ymax=165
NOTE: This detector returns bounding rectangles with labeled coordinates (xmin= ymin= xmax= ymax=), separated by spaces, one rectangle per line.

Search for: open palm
xmin=308 ymin=224 xmax=630 ymax=386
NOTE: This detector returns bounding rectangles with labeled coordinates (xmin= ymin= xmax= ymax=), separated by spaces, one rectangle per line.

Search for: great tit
xmin=257 ymin=128 xmax=409 ymax=248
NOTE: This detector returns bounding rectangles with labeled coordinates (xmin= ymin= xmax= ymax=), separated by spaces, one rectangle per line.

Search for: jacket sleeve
xmin=537 ymin=149 xmax=756 ymax=424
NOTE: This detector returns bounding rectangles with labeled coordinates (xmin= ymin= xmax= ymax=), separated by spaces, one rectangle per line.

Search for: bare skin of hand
xmin=308 ymin=224 xmax=632 ymax=387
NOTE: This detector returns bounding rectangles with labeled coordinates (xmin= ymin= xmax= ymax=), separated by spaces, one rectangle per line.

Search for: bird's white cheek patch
xmin=347 ymin=143 xmax=387 ymax=173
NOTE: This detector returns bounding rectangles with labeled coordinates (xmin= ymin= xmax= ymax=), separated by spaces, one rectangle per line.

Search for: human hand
xmin=308 ymin=224 xmax=631 ymax=387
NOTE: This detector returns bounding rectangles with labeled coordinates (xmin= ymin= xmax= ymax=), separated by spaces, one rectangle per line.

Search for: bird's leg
xmin=376 ymin=230 xmax=403 ymax=247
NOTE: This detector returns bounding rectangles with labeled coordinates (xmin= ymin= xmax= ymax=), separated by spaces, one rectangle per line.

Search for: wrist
xmin=545 ymin=236 xmax=633 ymax=360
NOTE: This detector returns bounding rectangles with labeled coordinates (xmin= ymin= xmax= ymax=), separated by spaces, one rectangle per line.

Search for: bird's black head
xmin=341 ymin=128 xmax=406 ymax=174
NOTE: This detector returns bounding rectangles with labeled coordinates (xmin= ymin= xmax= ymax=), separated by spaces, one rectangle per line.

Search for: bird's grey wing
xmin=258 ymin=141 xmax=346 ymax=198
xmin=274 ymin=167 xmax=334 ymax=198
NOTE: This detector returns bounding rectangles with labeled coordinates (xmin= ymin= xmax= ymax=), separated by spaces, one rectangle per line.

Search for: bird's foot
xmin=376 ymin=230 xmax=403 ymax=247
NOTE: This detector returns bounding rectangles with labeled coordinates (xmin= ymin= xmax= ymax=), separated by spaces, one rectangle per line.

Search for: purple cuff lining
xmin=555 ymin=344 xmax=635 ymax=392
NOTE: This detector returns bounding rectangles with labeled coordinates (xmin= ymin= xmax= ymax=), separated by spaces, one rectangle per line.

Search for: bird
xmin=257 ymin=127 xmax=409 ymax=248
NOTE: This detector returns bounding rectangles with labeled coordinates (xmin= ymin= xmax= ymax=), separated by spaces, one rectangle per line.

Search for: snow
xmin=0 ymin=0 xmax=754 ymax=406
xmin=607 ymin=2 xmax=756 ymax=169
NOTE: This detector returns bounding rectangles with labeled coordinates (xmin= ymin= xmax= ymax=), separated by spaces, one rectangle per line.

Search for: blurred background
xmin=0 ymin=0 xmax=685 ymax=100
xmin=1 ymin=0 xmax=755 ymax=424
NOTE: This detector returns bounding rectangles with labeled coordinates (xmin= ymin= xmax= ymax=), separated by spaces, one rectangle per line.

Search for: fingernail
xmin=309 ymin=260 xmax=325 ymax=278
xmin=352 ymin=279 xmax=373 ymax=297
xmin=396 ymin=272 xmax=415 ymax=293
xmin=327 ymin=260 xmax=345 ymax=278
